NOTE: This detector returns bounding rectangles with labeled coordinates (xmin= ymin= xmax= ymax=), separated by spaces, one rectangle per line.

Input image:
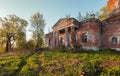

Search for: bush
xmin=81 ymin=60 xmax=103 ymax=76
xmin=58 ymin=45 xmax=66 ymax=52
xmin=101 ymin=67 xmax=120 ymax=76
xmin=67 ymin=47 xmax=74 ymax=53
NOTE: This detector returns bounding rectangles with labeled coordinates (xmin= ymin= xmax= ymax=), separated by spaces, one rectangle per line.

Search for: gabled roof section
xmin=52 ymin=18 xmax=79 ymax=28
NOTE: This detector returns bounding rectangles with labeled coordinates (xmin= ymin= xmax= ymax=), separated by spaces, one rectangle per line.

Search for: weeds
xmin=0 ymin=49 xmax=120 ymax=75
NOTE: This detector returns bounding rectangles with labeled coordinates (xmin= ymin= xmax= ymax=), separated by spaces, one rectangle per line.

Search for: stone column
xmin=56 ymin=31 xmax=59 ymax=47
xmin=71 ymin=26 xmax=75 ymax=48
xmin=65 ymin=27 xmax=69 ymax=47
xmin=53 ymin=31 xmax=55 ymax=48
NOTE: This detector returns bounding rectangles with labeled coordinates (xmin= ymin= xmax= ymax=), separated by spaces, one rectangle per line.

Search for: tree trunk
xmin=5 ymin=34 xmax=12 ymax=52
xmin=5 ymin=40 xmax=9 ymax=52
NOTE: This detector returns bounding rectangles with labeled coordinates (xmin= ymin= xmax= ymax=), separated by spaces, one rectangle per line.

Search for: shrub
xmin=81 ymin=60 xmax=103 ymax=76
xmin=67 ymin=47 xmax=74 ymax=53
xmin=101 ymin=67 xmax=120 ymax=76
xmin=58 ymin=45 xmax=66 ymax=52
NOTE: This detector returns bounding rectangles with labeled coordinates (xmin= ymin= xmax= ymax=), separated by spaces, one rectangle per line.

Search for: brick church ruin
xmin=45 ymin=0 xmax=120 ymax=50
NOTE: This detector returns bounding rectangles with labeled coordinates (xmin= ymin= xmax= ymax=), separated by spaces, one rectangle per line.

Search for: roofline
xmin=102 ymin=13 xmax=120 ymax=23
xmin=52 ymin=18 xmax=79 ymax=28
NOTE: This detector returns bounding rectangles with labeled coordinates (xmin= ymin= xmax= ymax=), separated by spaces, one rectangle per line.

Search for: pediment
xmin=52 ymin=18 xmax=79 ymax=31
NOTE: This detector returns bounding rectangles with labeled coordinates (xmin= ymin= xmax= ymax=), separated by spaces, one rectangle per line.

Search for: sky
xmin=0 ymin=0 xmax=108 ymax=39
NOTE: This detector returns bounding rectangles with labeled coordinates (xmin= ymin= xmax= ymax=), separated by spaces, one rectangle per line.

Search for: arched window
xmin=82 ymin=33 xmax=87 ymax=43
xmin=111 ymin=37 xmax=118 ymax=44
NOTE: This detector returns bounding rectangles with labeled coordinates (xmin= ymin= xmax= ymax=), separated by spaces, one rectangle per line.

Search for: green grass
xmin=0 ymin=50 xmax=120 ymax=76
xmin=0 ymin=56 xmax=26 ymax=76
xmin=19 ymin=54 xmax=40 ymax=76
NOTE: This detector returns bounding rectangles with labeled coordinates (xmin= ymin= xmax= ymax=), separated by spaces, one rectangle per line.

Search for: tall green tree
xmin=82 ymin=11 xmax=91 ymax=20
xmin=0 ymin=15 xmax=28 ymax=52
xmin=30 ymin=12 xmax=45 ymax=49
xmin=16 ymin=18 xmax=28 ymax=50
xmin=77 ymin=12 xmax=82 ymax=22
xmin=65 ymin=14 xmax=70 ymax=18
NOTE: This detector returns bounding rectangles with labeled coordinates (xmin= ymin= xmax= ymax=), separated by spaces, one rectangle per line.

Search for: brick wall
xmin=45 ymin=16 xmax=120 ymax=51
xmin=102 ymin=22 xmax=120 ymax=50
xmin=75 ymin=18 xmax=102 ymax=50
xmin=45 ymin=33 xmax=53 ymax=48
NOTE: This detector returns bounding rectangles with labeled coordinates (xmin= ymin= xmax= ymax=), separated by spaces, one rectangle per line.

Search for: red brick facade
xmin=45 ymin=13 xmax=120 ymax=51
xmin=102 ymin=14 xmax=120 ymax=50
xmin=75 ymin=18 xmax=102 ymax=50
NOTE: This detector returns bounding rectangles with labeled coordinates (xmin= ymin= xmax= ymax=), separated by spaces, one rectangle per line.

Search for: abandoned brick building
xmin=45 ymin=0 xmax=120 ymax=50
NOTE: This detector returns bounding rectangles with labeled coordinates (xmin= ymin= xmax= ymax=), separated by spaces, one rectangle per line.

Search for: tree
xmin=48 ymin=27 xmax=51 ymax=34
xmin=0 ymin=15 xmax=28 ymax=52
xmin=65 ymin=14 xmax=70 ymax=18
xmin=30 ymin=12 xmax=45 ymax=49
xmin=76 ymin=11 xmax=100 ymax=22
xmin=16 ymin=18 xmax=28 ymax=50
xmin=82 ymin=11 xmax=91 ymax=20
xmin=77 ymin=12 xmax=82 ymax=22
xmin=0 ymin=28 xmax=6 ymax=51
xmin=85 ymin=11 xmax=90 ymax=20
xmin=99 ymin=6 xmax=109 ymax=20
xmin=25 ymin=39 xmax=35 ymax=50
xmin=95 ymin=12 xmax=100 ymax=18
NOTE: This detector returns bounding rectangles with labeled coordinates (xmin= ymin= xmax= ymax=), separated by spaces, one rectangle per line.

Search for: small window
xmin=82 ymin=33 xmax=87 ymax=43
xmin=111 ymin=37 xmax=118 ymax=44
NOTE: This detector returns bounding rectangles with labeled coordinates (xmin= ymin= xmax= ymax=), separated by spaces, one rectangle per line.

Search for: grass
xmin=0 ymin=49 xmax=120 ymax=76
xmin=19 ymin=54 xmax=40 ymax=76
xmin=0 ymin=56 xmax=25 ymax=76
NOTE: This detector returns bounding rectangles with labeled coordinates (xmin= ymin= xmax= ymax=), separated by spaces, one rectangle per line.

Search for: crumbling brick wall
xmin=102 ymin=22 xmax=120 ymax=50
xmin=75 ymin=18 xmax=102 ymax=50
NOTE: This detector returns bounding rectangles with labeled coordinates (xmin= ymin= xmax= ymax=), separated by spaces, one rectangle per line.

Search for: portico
xmin=52 ymin=18 xmax=79 ymax=48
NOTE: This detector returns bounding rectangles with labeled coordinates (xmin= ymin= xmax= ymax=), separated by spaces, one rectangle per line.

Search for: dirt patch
xmin=101 ymin=60 xmax=120 ymax=67
xmin=48 ymin=62 xmax=65 ymax=73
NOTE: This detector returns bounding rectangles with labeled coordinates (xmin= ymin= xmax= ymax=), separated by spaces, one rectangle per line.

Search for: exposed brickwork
xmin=76 ymin=19 xmax=102 ymax=50
xmin=45 ymin=14 xmax=120 ymax=51
xmin=45 ymin=33 xmax=53 ymax=48
xmin=102 ymin=21 xmax=120 ymax=49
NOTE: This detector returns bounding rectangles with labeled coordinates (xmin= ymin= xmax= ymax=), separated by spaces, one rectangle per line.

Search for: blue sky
xmin=0 ymin=0 xmax=108 ymax=38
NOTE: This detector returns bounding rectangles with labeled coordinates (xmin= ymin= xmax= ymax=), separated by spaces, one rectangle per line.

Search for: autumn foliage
xmin=107 ymin=0 xmax=119 ymax=13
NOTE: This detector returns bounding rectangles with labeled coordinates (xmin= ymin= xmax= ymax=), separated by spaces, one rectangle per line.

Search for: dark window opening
xmin=49 ymin=39 xmax=51 ymax=45
xmin=55 ymin=39 xmax=57 ymax=47
xmin=111 ymin=37 xmax=117 ymax=44
xmin=74 ymin=35 xmax=77 ymax=42
xmin=60 ymin=37 xmax=63 ymax=44
xmin=82 ymin=33 xmax=87 ymax=43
